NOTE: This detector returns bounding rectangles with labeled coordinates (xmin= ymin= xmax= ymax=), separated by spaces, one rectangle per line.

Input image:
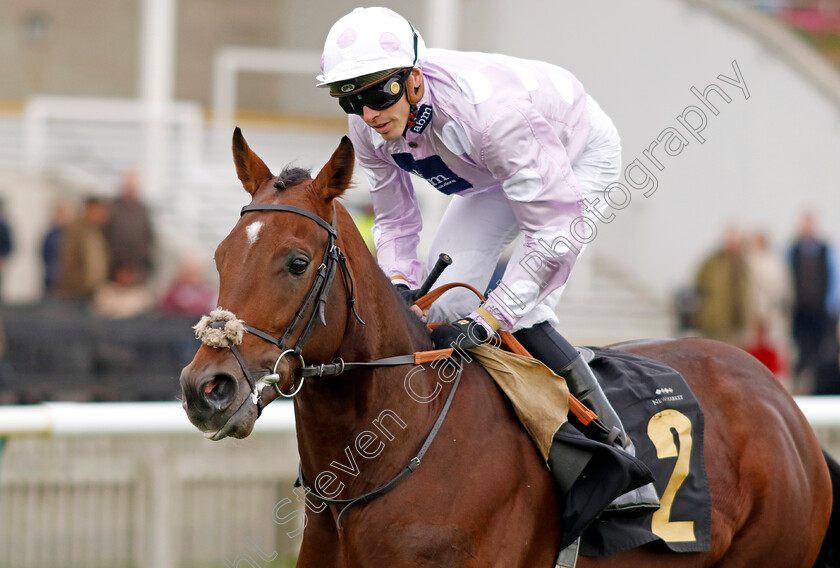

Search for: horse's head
xmin=180 ymin=128 xmax=355 ymax=440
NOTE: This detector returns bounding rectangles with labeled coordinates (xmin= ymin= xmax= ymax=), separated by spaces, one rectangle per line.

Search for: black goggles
xmin=334 ymin=70 xmax=410 ymax=115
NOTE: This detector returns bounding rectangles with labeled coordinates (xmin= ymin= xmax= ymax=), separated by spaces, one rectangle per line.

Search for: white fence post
xmin=145 ymin=443 xmax=177 ymax=568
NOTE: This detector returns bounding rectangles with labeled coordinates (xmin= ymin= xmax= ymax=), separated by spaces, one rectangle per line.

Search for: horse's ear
xmin=232 ymin=127 xmax=273 ymax=196
xmin=313 ymin=136 xmax=355 ymax=200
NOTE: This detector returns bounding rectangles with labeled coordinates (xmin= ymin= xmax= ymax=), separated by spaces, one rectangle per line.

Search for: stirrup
xmin=555 ymin=537 xmax=579 ymax=568
xmin=605 ymin=426 xmax=621 ymax=447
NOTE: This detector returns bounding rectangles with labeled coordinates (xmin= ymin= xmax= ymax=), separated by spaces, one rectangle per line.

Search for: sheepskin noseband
xmin=194 ymin=308 xmax=246 ymax=348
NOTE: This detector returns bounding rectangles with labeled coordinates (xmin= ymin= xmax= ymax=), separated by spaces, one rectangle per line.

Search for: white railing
xmin=0 ymin=397 xmax=838 ymax=568
xmin=0 ymin=401 xmax=294 ymax=437
xmin=2 ymin=397 xmax=837 ymax=436
xmin=0 ymin=402 xmax=300 ymax=568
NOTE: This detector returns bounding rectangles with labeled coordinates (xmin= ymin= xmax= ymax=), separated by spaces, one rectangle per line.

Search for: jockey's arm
xmin=473 ymin=104 xmax=586 ymax=333
xmin=349 ymin=119 xmax=425 ymax=288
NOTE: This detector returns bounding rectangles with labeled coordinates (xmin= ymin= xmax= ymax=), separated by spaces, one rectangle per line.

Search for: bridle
xmin=200 ymin=200 xmax=465 ymax=528
xmin=209 ymin=202 xmax=364 ymax=406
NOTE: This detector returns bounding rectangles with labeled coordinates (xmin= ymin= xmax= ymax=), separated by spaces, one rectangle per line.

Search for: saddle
xmin=416 ymin=284 xmax=712 ymax=558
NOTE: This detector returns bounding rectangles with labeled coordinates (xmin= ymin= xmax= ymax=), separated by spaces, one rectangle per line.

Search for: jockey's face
xmin=360 ymin=68 xmax=423 ymax=141
xmin=361 ymin=94 xmax=410 ymax=140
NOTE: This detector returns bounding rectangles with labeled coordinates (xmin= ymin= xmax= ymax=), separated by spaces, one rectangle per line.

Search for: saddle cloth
xmin=579 ymin=347 xmax=712 ymax=556
xmin=470 ymin=344 xmax=712 ymax=557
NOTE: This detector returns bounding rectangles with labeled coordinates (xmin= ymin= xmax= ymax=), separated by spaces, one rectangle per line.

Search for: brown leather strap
xmin=413 ymin=281 xmax=597 ymax=425
xmin=414 ymin=281 xmax=485 ymax=311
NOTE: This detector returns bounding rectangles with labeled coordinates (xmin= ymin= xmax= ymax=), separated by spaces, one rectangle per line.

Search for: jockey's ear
xmin=232 ymin=127 xmax=273 ymax=196
xmin=406 ymin=68 xmax=424 ymax=106
xmin=313 ymin=136 xmax=355 ymax=200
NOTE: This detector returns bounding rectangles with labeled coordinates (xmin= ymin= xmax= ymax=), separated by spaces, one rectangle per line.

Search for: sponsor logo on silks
xmin=341 ymin=83 xmax=355 ymax=93
xmin=655 ymin=387 xmax=675 ymax=395
xmin=391 ymin=153 xmax=473 ymax=195
xmin=409 ymin=105 xmax=433 ymax=135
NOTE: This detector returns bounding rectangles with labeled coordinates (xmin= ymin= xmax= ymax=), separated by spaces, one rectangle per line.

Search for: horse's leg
xmin=340 ymin=365 xmax=559 ymax=567
xmin=296 ymin=511 xmax=345 ymax=568
xmin=433 ymin=367 xmax=560 ymax=567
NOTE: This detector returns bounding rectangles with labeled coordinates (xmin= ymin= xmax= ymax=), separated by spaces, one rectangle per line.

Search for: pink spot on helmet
xmin=337 ymin=28 xmax=356 ymax=49
xmin=379 ymin=32 xmax=400 ymax=53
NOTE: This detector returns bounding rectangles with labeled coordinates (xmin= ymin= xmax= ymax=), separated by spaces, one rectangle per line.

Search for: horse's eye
xmin=289 ymin=258 xmax=309 ymax=275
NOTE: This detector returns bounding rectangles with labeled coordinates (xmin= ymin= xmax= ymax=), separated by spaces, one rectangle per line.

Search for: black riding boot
xmin=513 ymin=322 xmax=659 ymax=511
xmin=513 ymin=322 xmax=627 ymax=445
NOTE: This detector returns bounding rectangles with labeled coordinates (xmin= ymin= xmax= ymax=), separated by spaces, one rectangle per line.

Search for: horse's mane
xmin=274 ymin=166 xmax=312 ymax=192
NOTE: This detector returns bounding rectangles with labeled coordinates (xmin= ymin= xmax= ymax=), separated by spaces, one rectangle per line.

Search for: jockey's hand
xmin=431 ymin=317 xmax=491 ymax=351
xmin=394 ymin=283 xmax=427 ymax=318
xmin=394 ymin=283 xmax=420 ymax=305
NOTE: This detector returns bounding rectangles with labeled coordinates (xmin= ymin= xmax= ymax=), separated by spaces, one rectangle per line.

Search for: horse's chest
xmin=344 ymin=522 xmax=477 ymax=567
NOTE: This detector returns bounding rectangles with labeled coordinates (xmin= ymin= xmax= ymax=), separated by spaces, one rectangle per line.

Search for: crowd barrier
xmin=0 ymin=395 xmax=837 ymax=567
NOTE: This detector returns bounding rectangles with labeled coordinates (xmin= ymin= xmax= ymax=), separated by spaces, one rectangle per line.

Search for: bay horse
xmin=180 ymin=129 xmax=838 ymax=567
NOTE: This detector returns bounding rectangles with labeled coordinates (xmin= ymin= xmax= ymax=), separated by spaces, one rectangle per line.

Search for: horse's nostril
xmin=202 ymin=374 xmax=237 ymax=410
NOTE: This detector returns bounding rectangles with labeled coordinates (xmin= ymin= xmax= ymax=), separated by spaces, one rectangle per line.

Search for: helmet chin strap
xmin=405 ymin=104 xmax=419 ymax=135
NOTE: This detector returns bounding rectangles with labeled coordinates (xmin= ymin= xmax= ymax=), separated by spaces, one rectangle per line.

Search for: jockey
xmin=317 ymin=7 xmax=657 ymax=510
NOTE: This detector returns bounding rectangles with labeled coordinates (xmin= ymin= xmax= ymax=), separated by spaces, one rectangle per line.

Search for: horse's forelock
xmin=273 ymin=166 xmax=312 ymax=192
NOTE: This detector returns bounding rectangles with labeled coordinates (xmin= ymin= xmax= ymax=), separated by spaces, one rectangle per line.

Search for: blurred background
xmin=1 ymin=0 xmax=840 ymax=566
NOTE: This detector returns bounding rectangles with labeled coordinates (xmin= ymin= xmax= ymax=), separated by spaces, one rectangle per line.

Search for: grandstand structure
xmin=2 ymin=0 xmax=840 ymax=341
xmin=3 ymin=2 xmax=840 ymax=566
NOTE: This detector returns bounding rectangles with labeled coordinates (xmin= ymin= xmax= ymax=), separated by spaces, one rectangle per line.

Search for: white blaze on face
xmin=246 ymin=221 xmax=263 ymax=246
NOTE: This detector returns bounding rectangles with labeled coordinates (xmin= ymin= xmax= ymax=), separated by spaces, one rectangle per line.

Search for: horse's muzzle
xmin=180 ymin=359 xmax=259 ymax=440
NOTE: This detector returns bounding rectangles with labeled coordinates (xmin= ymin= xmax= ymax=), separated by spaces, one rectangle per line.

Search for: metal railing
xmin=1 ymin=398 xmax=839 ymax=568
xmin=0 ymin=402 xmax=300 ymax=568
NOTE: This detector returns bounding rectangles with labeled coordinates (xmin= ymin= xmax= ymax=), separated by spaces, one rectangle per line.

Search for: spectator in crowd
xmin=789 ymin=211 xmax=840 ymax=394
xmin=694 ymin=227 xmax=752 ymax=344
xmin=92 ymin=261 xmax=155 ymax=319
xmin=158 ymin=255 xmax=217 ymax=317
xmin=41 ymin=202 xmax=72 ymax=295
xmin=744 ymin=230 xmax=793 ymax=382
xmin=55 ymin=197 xmax=110 ymax=302
xmin=103 ymin=171 xmax=155 ymax=283
xmin=743 ymin=321 xmax=786 ymax=381
xmin=0 ymin=198 xmax=14 ymax=295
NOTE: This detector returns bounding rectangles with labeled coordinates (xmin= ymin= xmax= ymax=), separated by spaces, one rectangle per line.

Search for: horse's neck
xmin=333 ymin=206 xmax=431 ymax=361
xmin=294 ymin=209 xmax=442 ymax=476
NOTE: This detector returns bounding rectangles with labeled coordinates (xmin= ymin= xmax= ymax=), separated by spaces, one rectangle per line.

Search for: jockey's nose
xmin=362 ymin=105 xmax=380 ymax=123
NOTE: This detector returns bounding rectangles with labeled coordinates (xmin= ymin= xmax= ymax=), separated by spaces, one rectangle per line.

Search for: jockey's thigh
xmin=426 ymin=189 xmax=519 ymax=323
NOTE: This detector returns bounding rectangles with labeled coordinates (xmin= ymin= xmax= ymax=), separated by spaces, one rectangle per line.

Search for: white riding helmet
xmin=316 ymin=7 xmax=427 ymax=88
